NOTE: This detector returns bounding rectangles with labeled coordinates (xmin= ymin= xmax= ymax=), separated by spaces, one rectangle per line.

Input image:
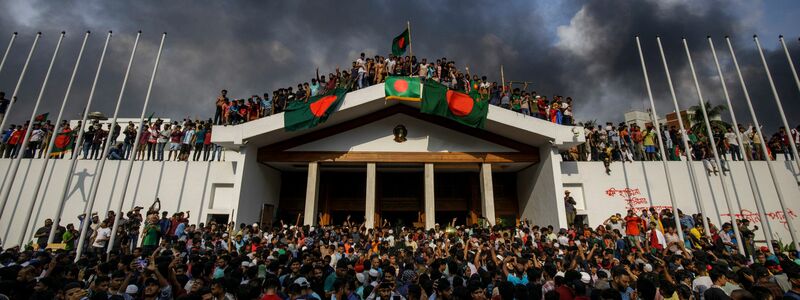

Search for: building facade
xmin=0 ymin=84 xmax=798 ymax=247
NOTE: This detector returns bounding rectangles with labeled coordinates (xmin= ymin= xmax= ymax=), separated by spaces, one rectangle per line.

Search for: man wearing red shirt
xmin=624 ymin=210 xmax=642 ymax=245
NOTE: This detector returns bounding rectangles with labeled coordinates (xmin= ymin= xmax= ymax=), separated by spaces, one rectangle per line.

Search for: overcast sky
xmin=0 ymin=0 xmax=799 ymax=130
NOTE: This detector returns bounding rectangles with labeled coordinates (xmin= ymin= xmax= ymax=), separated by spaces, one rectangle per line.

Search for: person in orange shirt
xmin=624 ymin=209 xmax=642 ymax=245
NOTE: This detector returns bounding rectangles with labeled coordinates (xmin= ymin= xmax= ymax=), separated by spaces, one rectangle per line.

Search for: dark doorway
xmin=207 ymin=214 xmax=230 ymax=226
xmin=377 ymin=171 xmax=423 ymax=226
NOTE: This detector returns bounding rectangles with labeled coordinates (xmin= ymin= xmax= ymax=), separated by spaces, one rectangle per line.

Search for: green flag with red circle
xmin=284 ymin=88 xmax=348 ymax=131
xmin=421 ymin=81 xmax=488 ymax=128
xmin=392 ymin=28 xmax=410 ymax=57
xmin=385 ymin=76 xmax=421 ymax=101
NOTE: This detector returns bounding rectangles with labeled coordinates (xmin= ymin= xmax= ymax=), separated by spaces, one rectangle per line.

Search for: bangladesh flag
xmin=384 ymin=76 xmax=421 ymax=101
xmin=284 ymin=88 xmax=348 ymax=131
xmin=34 ymin=112 xmax=49 ymax=123
xmin=421 ymin=81 xmax=488 ymax=128
xmin=50 ymin=131 xmax=73 ymax=156
xmin=392 ymin=28 xmax=410 ymax=56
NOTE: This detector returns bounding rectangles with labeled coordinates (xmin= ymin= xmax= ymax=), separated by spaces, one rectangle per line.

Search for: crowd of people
xmin=212 ymin=53 xmax=575 ymax=126
xmin=1 ymin=195 xmax=799 ymax=300
xmin=0 ymin=117 xmax=226 ymax=162
xmin=565 ymin=121 xmax=800 ymax=175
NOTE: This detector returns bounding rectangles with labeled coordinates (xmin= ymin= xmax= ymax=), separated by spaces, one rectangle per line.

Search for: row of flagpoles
xmin=635 ymin=35 xmax=800 ymax=255
xmin=0 ymin=31 xmax=166 ymax=261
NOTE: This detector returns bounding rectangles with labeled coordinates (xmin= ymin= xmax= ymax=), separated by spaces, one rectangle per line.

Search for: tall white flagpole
xmin=707 ymin=36 xmax=774 ymax=253
xmin=682 ymin=38 xmax=745 ymax=255
xmin=779 ymin=35 xmax=800 ymax=111
xmin=107 ymin=33 xmax=166 ymax=255
xmin=0 ymin=32 xmax=40 ymax=145
xmin=48 ymin=31 xmax=111 ymax=245
xmin=656 ymin=36 xmax=712 ymax=237
xmin=634 ymin=35 xmax=684 ymax=241
xmin=0 ymin=33 xmax=40 ymax=201
xmin=0 ymin=32 xmax=18 ymax=84
xmin=754 ymin=35 xmax=800 ymax=171
xmin=19 ymin=31 xmax=89 ymax=245
xmin=0 ymin=32 xmax=55 ymax=244
xmin=75 ymin=31 xmax=140 ymax=260
xmin=726 ymin=36 xmax=799 ymax=248
xmin=1 ymin=32 xmax=66 ymax=244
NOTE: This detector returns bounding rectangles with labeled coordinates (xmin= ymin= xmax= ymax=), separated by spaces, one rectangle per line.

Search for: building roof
xmin=211 ymin=84 xmax=584 ymax=151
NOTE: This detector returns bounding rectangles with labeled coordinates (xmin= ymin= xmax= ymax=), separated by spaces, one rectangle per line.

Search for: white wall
xmin=562 ymin=160 xmax=800 ymax=244
xmin=518 ymin=147 xmax=568 ymax=228
xmin=231 ymin=146 xmax=281 ymax=225
xmin=0 ymin=157 xmax=236 ymax=247
xmin=290 ymin=114 xmax=515 ymax=153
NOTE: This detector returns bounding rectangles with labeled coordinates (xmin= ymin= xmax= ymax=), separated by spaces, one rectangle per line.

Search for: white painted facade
xmin=1 ymin=83 xmax=798 ymax=248
xmin=562 ymin=160 xmax=800 ymax=244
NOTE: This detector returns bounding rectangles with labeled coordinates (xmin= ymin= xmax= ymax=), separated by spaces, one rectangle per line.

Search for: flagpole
xmin=682 ymin=38 xmax=745 ymax=255
xmin=20 ymin=31 xmax=87 ymax=245
xmin=754 ymin=35 xmax=800 ymax=171
xmin=0 ymin=32 xmax=40 ymax=147
xmin=500 ymin=65 xmax=505 ymax=93
xmin=75 ymin=31 xmax=140 ymax=261
xmin=0 ymin=32 xmax=18 ymax=84
xmin=107 ymin=33 xmax=166 ymax=255
xmin=407 ymin=21 xmax=413 ymax=75
xmin=708 ymin=36 xmax=774 ymax=253
xmin=656 ymin=36 xmax=712 ymax=238
xmin=1 ymin=32 xmax=67 ymax=245
xmin=634 ymin=35 xmax=684 ymax=242
xmin=47 ymin=31 xmax=111 ymax=245
xmin=780 ymin=35 xmax=800 ymax=115
xmin=727 ymin=36 xmax=799 ymax=248
xmin=0 ymin=32 xmax=63 ymax=243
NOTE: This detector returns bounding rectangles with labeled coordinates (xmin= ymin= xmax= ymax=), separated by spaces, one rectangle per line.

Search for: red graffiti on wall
xmin=720 ymin=209 xmax=797 ymax=227
xmin=605 ymin=187 xmax=650 ymax=209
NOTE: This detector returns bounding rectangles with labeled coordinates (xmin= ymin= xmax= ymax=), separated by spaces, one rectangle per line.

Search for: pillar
xmin=303 ymin=162 xmax=320 ymax=226
xmin=480 ymin=163 xmax=496 ymax=225
xmin=424 ymin=163 xmax=435 ymax=229
xmin=365 ymin=163 xmax=376 ymax=229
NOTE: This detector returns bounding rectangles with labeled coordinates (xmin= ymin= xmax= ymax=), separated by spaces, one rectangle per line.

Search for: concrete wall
xmin=518 ymin=147 xmax=568 ymax=228
xmin=0 ymin=157 xmax=236 ymax=247
xmin=562 ymin=160 xmax=800 ymax=244
xmin=231 ymin=146 xmax=281 ymax=225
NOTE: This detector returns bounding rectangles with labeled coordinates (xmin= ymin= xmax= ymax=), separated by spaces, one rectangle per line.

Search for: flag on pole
xmin=284 ymin=88 xmax=348 ymax=131
xmin=50 ymin=131 xmax=73 ymax=156
xmin=384 ymin=76 xmax=421 ymax=101
xmin=146 ymin=112 xmax=155 ymax=124
xmin=421 ymin=81 xmax=488 ymax=128
xmin=392 ymin=28 xmax=410 ymax=56
xmin=34 ymin=112 xmax=49 ymax=123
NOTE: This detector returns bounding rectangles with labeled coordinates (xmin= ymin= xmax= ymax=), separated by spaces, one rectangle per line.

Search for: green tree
xmin=688 ymin=102 xmax=730 ymax=134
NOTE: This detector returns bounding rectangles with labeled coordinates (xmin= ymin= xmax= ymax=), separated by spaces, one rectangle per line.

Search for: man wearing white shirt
xmin=91 ymin=221 xmax=112 ymax=253
xmin=724 ymin=127 xmax=741 ymax=161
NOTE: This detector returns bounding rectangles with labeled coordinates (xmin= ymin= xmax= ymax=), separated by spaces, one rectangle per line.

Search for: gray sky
xmin=0 ymin=0 xmax=799 ymax=130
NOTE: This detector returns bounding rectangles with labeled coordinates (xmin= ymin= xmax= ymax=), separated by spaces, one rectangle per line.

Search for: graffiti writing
xmin=605 ymin=187 xmax=650 ymax=209
xmin=720 ymin=209 xmax=797 ymax=227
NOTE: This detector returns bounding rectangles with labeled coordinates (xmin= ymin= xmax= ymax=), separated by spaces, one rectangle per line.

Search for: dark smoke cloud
xmin=0 ymin=0 xmax=797 ymax=132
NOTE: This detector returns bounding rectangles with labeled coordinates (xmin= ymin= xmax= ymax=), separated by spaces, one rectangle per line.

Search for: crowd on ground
xmin=2 ymin=194 xmax=800 ymax=300
xmin=212 ymin=53 xmax=574 ymax=126
xmin=564 ymin=121 xmax=800 ymax=175
xmin=0 ymin=117 xmax=226 ymax=162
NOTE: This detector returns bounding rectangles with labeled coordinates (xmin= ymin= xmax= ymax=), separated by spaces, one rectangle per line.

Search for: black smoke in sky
xmin=0 ymin=0 xmax=797 ymax=132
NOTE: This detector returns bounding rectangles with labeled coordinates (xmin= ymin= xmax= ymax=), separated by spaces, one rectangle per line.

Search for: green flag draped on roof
xmin=384 ymin=76 xmax=421 ymax=101
xmin=392 ymin=28 xmax=410 ymax=57
xmin=421 ymin=81 xmax=488 ymax=129
xmin=284 ymin=88 xmax=348 ymax=131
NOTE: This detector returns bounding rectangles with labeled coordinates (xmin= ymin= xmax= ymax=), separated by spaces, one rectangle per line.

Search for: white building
xmin=0 ymin=84 xmax=799 ymax=247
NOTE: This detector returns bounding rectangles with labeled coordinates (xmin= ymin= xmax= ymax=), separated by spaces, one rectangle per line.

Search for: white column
xmin=304 ymin=162 xmax=320 ymax=226
xmin=479 ymin=163 xmax=496 ymax=225
xmin=365 ymin=163 xmax=376 ymax=229
xmin=424 ymin=163 xmax=435 ymax=229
